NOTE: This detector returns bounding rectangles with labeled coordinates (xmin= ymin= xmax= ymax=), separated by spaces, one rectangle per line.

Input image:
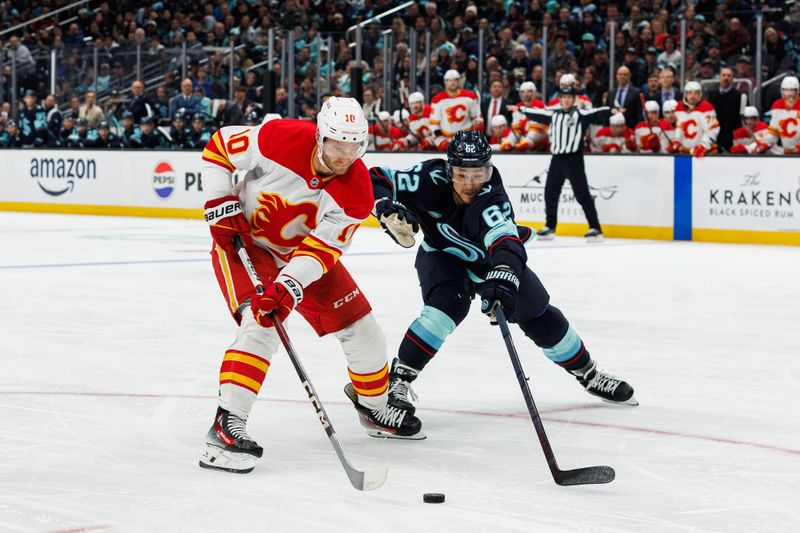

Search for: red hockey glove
xmin=667 ymin=140 xmax=682 ymax=153
xmin=691 ymin=145 xmax=708 ymax=158
xmin=204 ymin=195 xmax=252 ymax=253
xmin=754 ymin=141 xmax=770 ymax=154
xmin=730 ymin=143 xmax=747 ymax=154
xmin=602 ymin=143 xmax=621 ymax=153
xmin=250 ymin=275 xmax=303 ymax=327
xmin=419 ymin=136 xmax=435 ymax=151
xmin=500 ymin=141 xmax=514 ymax=152
xmin=625 ymin=136 xmax=637 ymax=152
xmin=435 ymin=136 xmax=450 ymax=151
xmin=642 ymin=133 xmax=660 ymax=152
xmin=515 ymin=139 xmax=531 ymax=151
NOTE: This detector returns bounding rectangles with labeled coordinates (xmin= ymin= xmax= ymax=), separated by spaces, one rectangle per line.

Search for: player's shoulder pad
xmin=431 ymin=91 xmax=449 ymax=104
xmin=595 ymin=126 xmax=613 ymax=136
xmin=675 ymin=101 xmax=689 ymax=112
xmin=754 ymin=121 xmax=769 ymax=132
xmin=325 ymin=160 xmax=374 ymax=220
xmin=634 ymin=121 xmax=650 ymax=130
xmin=732 ymin=127 xmax=748 ymax=139
xmin=459 ymin=89 xmax=478 ymax=99
xmin=422 ymin=105 xmax=434 ymax=117
xmin=695 ymin=101 xmax=716 ymax=113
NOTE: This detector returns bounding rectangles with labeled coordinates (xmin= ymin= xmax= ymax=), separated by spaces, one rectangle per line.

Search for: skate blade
xmin=199 ymin=444 xmax=257 ymax=474
xmin=597 ymin=394 xmax=639 ymax=407
xmin=586 ymin=235 xmax=605 ymax=243
xmin=367 ymin=428 xmax=427 ymax=440
xmin=536 ymin=234 xmax=555 ymax=241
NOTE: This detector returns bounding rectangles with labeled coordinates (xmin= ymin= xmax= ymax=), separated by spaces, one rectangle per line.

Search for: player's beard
xmin=319 ymin=150 xmax=353 ymax=176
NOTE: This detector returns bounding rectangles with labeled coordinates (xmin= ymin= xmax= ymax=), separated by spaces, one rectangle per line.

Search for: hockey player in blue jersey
xmin=368 ymin=131 xmax=638 ymax=426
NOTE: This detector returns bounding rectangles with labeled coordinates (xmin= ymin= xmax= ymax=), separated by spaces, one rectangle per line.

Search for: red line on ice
xmin=3 ymin=390 xmax=798 ymax=457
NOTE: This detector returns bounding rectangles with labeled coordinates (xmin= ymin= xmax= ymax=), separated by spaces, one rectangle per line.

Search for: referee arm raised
xmin=522 ymin=86 xmax=614 ymax=242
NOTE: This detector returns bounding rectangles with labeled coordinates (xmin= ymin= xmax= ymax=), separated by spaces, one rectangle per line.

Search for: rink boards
xmin=0 ymin=149 xmax=797 ymax=245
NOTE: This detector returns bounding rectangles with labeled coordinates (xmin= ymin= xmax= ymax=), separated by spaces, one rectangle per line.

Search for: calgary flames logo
xmin=681 ymin=119 xmax=698 ymax=140
xmin=779 ymin=117 xmax=798 ymax=139
xmin=445 ymin=104 xmax=467 ymax=124
xmin=251 ymin=192 xmax=318 ymax=253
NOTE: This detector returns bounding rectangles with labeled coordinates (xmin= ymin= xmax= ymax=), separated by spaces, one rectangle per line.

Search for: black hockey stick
xmin=494 ymin=307 xmax=615 ymax=486
xmin=233 ymin=236 xmax=388 ymax=491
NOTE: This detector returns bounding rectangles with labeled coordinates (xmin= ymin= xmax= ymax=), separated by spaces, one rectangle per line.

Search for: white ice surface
xmin=0 ymin=213 xmax=798 ymax=533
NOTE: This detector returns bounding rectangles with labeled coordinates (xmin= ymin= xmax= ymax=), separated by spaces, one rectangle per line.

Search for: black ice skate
xmin=387 ymin=358 xmax=419 ymax=415
xmin=199 ymin=406 xmax=264 ymax=474
xmin=585 ymin=228 xmax=604 ymax=242
xmin=572 ymin=361 xmax=638 ymax=406
xmin=536 ymin=226 xmax=555 ymax=241
xmin=344 ymin=383 xmax=425 ymax=440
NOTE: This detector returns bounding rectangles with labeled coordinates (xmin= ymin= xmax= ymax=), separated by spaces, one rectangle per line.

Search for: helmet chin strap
xmin=315 ymin=139 xmax=334 ymax=175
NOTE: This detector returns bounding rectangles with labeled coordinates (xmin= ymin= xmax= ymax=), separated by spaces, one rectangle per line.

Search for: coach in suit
xmin=481 ymin=79 xmax=513 ymax=138
xmin=611 ymin=65 xmax=642 ymax=130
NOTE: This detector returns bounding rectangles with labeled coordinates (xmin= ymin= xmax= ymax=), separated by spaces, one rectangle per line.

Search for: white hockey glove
xmin=374 ymin=198 xmax=419 ymax=248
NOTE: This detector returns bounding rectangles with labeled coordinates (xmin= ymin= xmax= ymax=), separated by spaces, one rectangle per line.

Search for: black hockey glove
xmin=480 ymin=265 xmax=520 ymax=319
xmin=375 ymin=198 xmax=419 ymax=248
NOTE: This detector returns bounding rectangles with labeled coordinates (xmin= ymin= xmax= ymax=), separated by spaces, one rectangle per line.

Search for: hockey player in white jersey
xmin=198 ymin=97 xmax=423 ymax=474
xmin=731 ymin=106 xmax=772 ymax=154
xmin=591 ymin=112 xmax=636 ymax=153
xmin=395 ymin=91 xmax=436 ymax=151
xmin=671 ymin=81 xmax=720 ymax=157
xmin=488 ymin=114 xmax=520 ymax=151
xmin=761 ymin=76 xmax=800 ymax=154
xmin=635 ymin=100 xmax=667 ymax=153
xmin=512 ymin=81 xmax=548 ymax=151
xmin=430 ymin=69 xmax=483 ymax=151
xmin=662 ymin=99 xmax=679 ymax=151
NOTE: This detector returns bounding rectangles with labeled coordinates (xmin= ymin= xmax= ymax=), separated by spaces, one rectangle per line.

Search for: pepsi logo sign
xmin=153 ymin=161 xmax=175 ymax=199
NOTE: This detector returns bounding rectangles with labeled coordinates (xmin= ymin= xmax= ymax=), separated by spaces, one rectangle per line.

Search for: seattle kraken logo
xmin=436 ymin=223 xmax=485 ymax=262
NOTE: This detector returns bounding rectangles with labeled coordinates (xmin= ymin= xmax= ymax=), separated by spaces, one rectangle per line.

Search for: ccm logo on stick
xmin=333 ymin=289 xmax=360 ymax=309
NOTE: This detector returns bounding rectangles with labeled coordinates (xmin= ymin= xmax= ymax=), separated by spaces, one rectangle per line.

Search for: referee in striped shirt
xmin=522 ymin=87 xmax=613 ymax=241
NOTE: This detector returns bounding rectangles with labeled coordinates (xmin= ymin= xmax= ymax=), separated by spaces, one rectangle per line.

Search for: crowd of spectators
xmin=0 ymin=0 xmax=798 ymax=153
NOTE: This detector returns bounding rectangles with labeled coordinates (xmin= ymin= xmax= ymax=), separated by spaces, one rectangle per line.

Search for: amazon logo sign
xmin=29 ymin=157 xmax=97 ymax=196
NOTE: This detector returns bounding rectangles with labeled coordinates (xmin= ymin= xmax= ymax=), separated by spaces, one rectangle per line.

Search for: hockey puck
xmin=423 ymin=493 xmax=445 ymax=504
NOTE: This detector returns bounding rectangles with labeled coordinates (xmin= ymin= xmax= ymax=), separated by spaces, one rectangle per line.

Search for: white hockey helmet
xmin=609 ymin=113 xmax=626 ymax=126
xmin=519 ymin=81 xmax=537 ymax=93
xmin=408 ymin=91 xmax=425 ymax=104
xmin=684 ymin=81 xmax=702 ymax=94
xmin=560 ymin=73 xmax=577 ymax=88
xmin=743 ymin=106 xmax=759 ymax=118
xmin=261 ymin=113 xmax=282 ymax=124
xmin=444 ymin=69 xmax=461 ymax=81
xmin=392 ymin=108 xmax=410 ymax=125
xmin=781 ymin=75 xmax=799 ymax=94
xmin=491 ymin=114 xmax=508 ymax=128
xmin=644 ymin=100 xmax=660 ymax=113
xmin=377 ymin=110 xmax=392 ymax=122
xmin=316 ymin=96 xmax=369 ymax=159
xmin=662 ymin=99 xmax=678 ymax=112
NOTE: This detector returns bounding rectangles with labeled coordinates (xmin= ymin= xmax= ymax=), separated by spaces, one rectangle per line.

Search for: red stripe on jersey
xmin=488 ymin=235 xmax=522 ymax=255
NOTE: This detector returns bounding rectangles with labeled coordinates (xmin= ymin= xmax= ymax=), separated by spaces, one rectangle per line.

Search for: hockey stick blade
xmin=495 ymin=308 xmax=616 ymax=487
xmin=330 ymin=433 xmax=388 ymax=491
xmin=555 ymin=465 xmax=615 ymax=486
